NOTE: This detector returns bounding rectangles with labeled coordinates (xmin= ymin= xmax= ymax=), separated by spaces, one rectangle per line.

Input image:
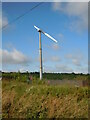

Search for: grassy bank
xmin=2 ymin=80 xmax=89 ymax=119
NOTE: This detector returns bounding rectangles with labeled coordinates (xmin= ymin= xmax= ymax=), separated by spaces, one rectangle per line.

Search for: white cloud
xmin=59 ymin=33 xmax=63 ymax=38
xmin=51 ymin=56 xmax=61 ymax=62
xmin=43 ymin=65 xmax=55 ymax=73
xmin=2 ymin=17 xmax=8 ymax=28
xmin=52 ymin=43 xmax=60 ymax=50
xmin=75 ymin=65 xmax=88 ymax=74
xmin=0 ymin=12 xmax=8 ymax=29
xmin=43 ymin=63 xmax=73 ymax=73
xmin=65 ymin=52 xmax=88 ymax=73
xmin=52 ymin=2 xmax=62 ymax=10
xmin=37 ymin=55 xmax=61 ymax=63
xmin=0 ymin=48 xmax=30 ymax=65
xmin=19 ymin=68 xmax=29 ymax=73
xmin=44 ymin=63 xmax=88 ymax=73
xmin=56 ymin=64 xmax=73 ymax=73
xmin=72 ymin=59 xmax=81 ymax=66
xmin=0 ymin=18 xmax=2 ymax=29
xmin=52 ymin=2 xmax=88 ymax=32
xmin=0 ymin=11 xmax=2 ymax=29
xmin=58 ymin=33 xmax=64 ymax=42
xmin=66 ymin=53 xmax=83 ymax=66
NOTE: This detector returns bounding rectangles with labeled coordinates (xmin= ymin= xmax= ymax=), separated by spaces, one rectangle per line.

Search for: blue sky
xmin=0 ymin=2 xmax=88 ymax=73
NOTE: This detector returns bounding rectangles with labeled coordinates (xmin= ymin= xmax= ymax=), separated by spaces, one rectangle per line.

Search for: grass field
xmin=0 ymin=80 xmax=2 ymax=119
xmin=2 ymin=79 xmax=89 ymax=119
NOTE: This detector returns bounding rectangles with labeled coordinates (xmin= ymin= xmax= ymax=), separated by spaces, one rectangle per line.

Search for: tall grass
xmin=2 ymin=79 xmax=89 ymax=119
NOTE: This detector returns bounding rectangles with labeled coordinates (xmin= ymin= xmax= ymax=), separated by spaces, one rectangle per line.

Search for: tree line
xmin=2 ymin=72 xmax=89 ymax=81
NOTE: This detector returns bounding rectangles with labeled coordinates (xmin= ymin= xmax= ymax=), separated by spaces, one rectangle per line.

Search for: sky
xmin=0 ymin=2 xmax=88 ymax=73
xmin=1 ymin=0 xmax=89 ymax=2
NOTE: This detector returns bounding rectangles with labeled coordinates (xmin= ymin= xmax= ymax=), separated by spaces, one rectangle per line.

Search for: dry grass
xmin=2 ymin=79 xmax=89 ymax=119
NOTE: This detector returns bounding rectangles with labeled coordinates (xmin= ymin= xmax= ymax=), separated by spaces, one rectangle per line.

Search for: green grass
xmin=2 ymin=72 xmax=89 ymax=81
xmin=2 ymin=79 xmax=89 ymax=119
xmin=0 ymin=80 xmax=2 ymax=119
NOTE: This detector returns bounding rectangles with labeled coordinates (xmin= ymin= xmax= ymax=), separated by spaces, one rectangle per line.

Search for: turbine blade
xmin=44 ymin=32 xmax=57 ymax=43
xmin=34 ymin=25 xmax=40 ymax=31
xmin=34 ymin=25 xmax=58 ymax=43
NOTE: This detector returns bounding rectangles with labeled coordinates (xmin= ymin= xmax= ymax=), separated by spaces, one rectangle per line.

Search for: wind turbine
xmin=34 ymin=25 xmax=57 ymax=80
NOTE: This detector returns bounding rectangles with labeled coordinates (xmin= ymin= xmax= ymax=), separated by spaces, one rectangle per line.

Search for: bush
xmin=32 ymin=77 xmax=46 ymax=85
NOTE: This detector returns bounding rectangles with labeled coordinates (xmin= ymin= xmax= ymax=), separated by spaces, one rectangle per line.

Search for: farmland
xmin=1 ymin=72 xmax=90 ymax=119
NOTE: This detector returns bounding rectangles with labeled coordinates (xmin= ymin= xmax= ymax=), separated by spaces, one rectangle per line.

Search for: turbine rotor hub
xmin=38 ymin=30 xmax=42 ymax=32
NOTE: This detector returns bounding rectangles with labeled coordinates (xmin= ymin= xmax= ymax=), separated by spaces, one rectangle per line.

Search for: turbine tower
xmin=34 ymin=25 xmax=57 ymax=80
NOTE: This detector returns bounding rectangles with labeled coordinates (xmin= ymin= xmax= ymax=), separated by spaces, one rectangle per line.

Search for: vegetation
xmin=2 ymin=72 xmax=89 ymax=81
xmin=2 ymin=72 xmax=89 ymax=118
xmin=2 ymin=78 xmax=89 ymax=119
